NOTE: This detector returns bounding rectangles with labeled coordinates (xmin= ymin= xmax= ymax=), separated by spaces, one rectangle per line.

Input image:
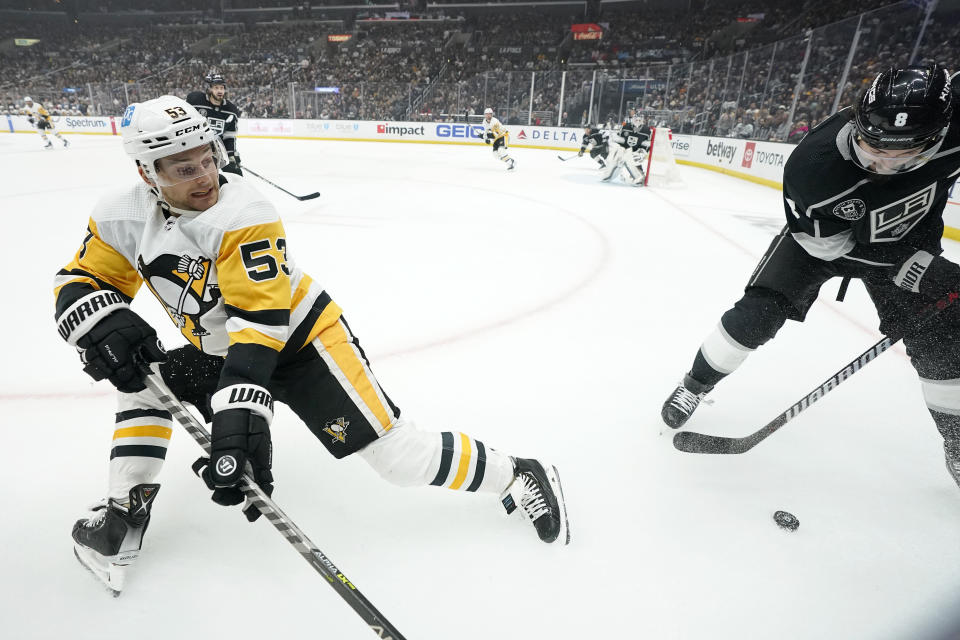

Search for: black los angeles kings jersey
xmin=783 ymin=107 xmax=960 ymax=268
xmin=186 ymin=92 xmax=241 ymax=160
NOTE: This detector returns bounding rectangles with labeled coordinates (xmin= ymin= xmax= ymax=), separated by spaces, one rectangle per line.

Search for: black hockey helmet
xmin=204 ymin=71 xmax=226 ymax=87
xmin=853 ymin=64 xmax=952 ymax=151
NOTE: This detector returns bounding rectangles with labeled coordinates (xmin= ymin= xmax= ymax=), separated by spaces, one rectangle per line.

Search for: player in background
xmin=600 ymin=119 xmax=646 ymax=186
xmin=21 ymin=96 xmax=68 ymax=149
xmin=578 ymin=124 xmax=608 ymax=169
xmin=482 ymin=107 xmax=516 ymax=171
xmin=186 ymin=71 xmax=242 ymax=175
xmin=661 ymin=65 xmax=960 ymax=490
xmin=57 ymin=96 xmax=568 ymax=594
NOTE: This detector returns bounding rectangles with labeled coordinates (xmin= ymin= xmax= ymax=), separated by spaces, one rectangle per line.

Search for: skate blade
xmin=546 ymin=465 xmax=571 ymax=546
xmin=73 ymin=545 xmax=129 ymax=596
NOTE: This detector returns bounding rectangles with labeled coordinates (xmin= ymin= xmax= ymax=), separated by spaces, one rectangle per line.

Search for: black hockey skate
xmin=72 ymin=484 xmax=160 ymax=595
xmin=661 ymin=374 xmax=713 ymax=429
xmin=945 ymin=440 xmax=960 ymax=490
xmin=501 ymin=458 xmax=570 ymax=545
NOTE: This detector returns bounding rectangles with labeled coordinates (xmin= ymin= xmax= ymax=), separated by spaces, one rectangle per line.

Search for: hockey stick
xmin=245 ymin=167 xmax=320 ymax=201
xmin=673 ymin=290 xmax=960 ymax=455
xmin=557 ymin=153 xmax=581 ymax=161
xmin=141 ymin=368 xmax=406 ymax=640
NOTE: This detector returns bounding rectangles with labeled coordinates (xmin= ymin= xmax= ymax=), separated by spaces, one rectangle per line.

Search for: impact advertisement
xmin=5 ymin=112 xmax=959 ymax=234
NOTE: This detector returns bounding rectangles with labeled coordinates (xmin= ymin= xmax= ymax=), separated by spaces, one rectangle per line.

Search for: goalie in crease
xmin=662 ymin=64 xmax=960 ymax=491
xmin=55 ymin=96 xmax=569 ymax=595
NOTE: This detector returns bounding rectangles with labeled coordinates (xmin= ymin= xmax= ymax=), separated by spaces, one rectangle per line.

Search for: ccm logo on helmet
xmin=175 ymin=124 xmax=203 ymax=136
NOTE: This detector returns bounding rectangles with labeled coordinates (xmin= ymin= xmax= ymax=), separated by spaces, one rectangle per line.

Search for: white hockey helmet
xmin=484 ymin=107 xmax=493 ymax=115
xmin=23 ymin=96 xmax=33 ymax=103
xmin=120 ymin=95 xmax=227 ymax=187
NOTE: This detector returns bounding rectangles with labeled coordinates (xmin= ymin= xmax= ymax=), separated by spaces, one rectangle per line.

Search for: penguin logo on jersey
xmin=323 ymin=417 xmax=350 ymax=444
xmin=137 ymin=253 xmax=221 ymax=340
xmin=832 ymin=198 xmax=866 ymax=221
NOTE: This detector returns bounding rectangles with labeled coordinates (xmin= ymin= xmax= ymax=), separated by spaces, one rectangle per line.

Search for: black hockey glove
xmin=230 ymin=152 xmax=241 ymax=167
xmin=193 ymin=383 xmax=274 ymax=522
xmin=57 ymin=290 xmax=166 ymax=393
xmin=891 ymin=250 xmax=960 ymax=299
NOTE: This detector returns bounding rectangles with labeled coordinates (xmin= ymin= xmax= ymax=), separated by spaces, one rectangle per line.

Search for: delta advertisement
xmin=6 ymin=112 xmax=960 ymax=231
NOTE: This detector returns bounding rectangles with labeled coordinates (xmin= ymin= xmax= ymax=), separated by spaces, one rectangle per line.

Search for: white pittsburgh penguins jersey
xmin=483 ymin=116 xmax=509 ymax=142
xmin=22 ymin=101 xmax=53 ymax=122
xmin=54 ymin=175 xmax=341 ymax=356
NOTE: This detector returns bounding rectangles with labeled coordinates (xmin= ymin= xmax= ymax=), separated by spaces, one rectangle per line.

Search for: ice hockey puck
xmin=773 ymin=510 xmax=799 ymax=531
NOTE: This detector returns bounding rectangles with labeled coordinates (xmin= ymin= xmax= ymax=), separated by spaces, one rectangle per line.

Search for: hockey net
xmin=643 ymin=127 xmax=683 ymax=187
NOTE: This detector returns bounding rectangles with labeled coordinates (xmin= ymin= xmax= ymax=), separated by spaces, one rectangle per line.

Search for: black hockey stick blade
xmin=671 ymin=290 xmax=960 ymax=455
xmin=557 ymin=153 xmax=578 ymax=161
xmin=672 ymin=424 xmax=777 ymax=455
xmin=672 ymin=336 xmax=896 ymax=455
xmin=297 ymin=191 xmax=321 ymax=201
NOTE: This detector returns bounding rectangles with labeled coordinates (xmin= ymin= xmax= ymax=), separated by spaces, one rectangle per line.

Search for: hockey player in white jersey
xmin=482 ymin=107 xmax=516 ymax=170
xmin=22 ymin=97 xmax=68 ymax=149
xmin=57 ymin=96 xmax=568 ymax=594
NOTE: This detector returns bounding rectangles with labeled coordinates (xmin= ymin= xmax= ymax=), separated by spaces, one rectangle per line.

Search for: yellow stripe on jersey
xmin=112 ymin=425 xmax=173 ymax=440
xmin=229 ymin=326 xmax=286 ymax=351
xmin=291 ymin=273 xmax=313 ymax=310
xmin=448 ymin=432 xmax=473 ymax=490
xmin=54 ymin=218 xmax=142 ymax=302
xmin=300 ymin=298 xmax=343 ymax=351
xmin=317 ymin=320 xmax=394 ymax=431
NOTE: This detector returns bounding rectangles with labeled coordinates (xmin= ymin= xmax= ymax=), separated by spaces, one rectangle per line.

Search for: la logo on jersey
xmin=869 ymin=184 xmax=935 ymax=242
xmin=137 ymin=252 xmax=220 ymax=343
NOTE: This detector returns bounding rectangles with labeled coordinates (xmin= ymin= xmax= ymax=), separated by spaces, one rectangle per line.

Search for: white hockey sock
xmin=699 ymin=322 xmax=755 ymax=376
xmin=108 ymin=390 xmax=173 ymax=502
xmin=358 ymin=419 xmax=514 ymax=493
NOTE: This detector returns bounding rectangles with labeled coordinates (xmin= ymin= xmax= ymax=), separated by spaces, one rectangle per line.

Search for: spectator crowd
xmin=3 ymin=0 xmax=956 ymax=143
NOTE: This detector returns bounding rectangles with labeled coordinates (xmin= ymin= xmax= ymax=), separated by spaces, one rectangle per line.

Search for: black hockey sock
xmin=690 ymin=350 xmax=728 ymax=388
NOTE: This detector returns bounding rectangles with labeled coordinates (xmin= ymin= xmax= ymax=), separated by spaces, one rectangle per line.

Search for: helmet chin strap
xmin=152 ymin=184 xmax=204 ymax=216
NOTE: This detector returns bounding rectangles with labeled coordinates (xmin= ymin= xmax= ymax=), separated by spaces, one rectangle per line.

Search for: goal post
xmin=643 ymin=127 xmax=683 ymax=187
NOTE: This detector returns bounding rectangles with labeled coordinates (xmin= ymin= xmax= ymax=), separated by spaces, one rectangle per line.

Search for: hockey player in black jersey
xmin=600 ymin=120 xmax=647 ymax=185
xmin=579 ymin=124 xmax=608 ymax=168
xmin=186 ymin=71 xmax=242 ymax=175
xmin=662 ymin=64 xmax=960 ymax=489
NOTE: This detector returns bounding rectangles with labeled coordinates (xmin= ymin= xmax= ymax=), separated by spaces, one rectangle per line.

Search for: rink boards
xmin=6 ymin=113 xmax=960 ymax=236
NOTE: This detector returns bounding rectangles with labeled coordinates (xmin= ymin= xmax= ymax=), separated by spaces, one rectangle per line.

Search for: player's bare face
xmin=155 ymin=146 xmax=219 ymax=211
xmin=209 ymin=84 xmax=226 ymax=104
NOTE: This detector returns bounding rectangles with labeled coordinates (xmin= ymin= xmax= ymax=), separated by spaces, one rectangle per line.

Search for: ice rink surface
xmin=2 ymin=131 xmax=960 ymax=639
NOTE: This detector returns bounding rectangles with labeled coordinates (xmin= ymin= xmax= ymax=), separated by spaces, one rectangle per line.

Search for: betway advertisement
xmin=682 ymin=136 xmax=791 ymax=186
